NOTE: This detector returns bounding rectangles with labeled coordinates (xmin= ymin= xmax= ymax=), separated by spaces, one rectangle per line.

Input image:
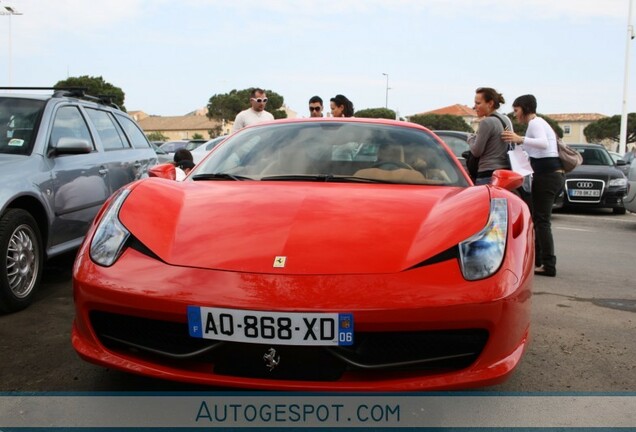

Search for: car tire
xmin=613 ymin=207 xmax=627 ymax=215
xmin=0 ymin=209 xmax=43 ymax=314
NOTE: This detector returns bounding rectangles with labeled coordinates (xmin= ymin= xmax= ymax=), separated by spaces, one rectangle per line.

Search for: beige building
xmin=411 ymin=104 xmax=479 ymax=130
xmin=281 ymin=104 xmax=298 ymax=119
xmin=130 ymin=105 xmax=296 ymax=140
xmin=410 ymin=105 xmax=611 ymax=146
xmin=545 ymin=113 xmax=608 ymax=145
xmin=129 ymin=110 xmax=230 ymax=141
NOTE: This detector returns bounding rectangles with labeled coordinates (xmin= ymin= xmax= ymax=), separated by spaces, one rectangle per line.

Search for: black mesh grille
xmin=340 ymin=331 xmax=488 ymax=369
xmin=91 ymin=311 xmax=210 ymax=355
xmin=90 ymin=311 xmax=488 ymax=382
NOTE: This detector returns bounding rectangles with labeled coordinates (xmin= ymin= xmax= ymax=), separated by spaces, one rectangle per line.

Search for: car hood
xmin=567 ymin=165 xmax=625 ymax=180
xmin=0 ymin=153 xmax=30 ymax=166
xmin=0 ymin=154 xmax=42 ymax=180
xmin=118 ymin=179 xmax=491 ymax=274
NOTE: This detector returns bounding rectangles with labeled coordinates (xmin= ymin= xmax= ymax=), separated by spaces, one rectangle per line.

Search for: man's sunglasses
xmin=309 ymin=106 xmax=322 ymax=112
xmin=251 ymin=98 xmax=268 ymax=103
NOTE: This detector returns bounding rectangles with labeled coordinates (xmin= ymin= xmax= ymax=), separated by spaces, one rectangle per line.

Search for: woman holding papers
xmin=502 ymin=94 xmax=565 ymax=277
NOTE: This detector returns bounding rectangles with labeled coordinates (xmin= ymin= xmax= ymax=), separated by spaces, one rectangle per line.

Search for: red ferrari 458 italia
xmin=72 ymin=118 xmax=534 ymax=391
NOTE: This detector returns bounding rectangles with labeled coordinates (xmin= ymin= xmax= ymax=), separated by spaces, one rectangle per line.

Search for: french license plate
xmin=570 ymin=189 xmax=600 ymax=197
xmin=187 ymin=306 xmax=354 ymax=346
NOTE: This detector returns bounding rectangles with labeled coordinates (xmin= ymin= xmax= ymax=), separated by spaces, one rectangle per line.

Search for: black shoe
xmin=535 ymin=266 xmax=556 ymax=277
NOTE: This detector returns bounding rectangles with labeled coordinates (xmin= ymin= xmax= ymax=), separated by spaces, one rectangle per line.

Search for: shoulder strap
xmin=490 ymin=113 xmax=514 ymax=151
xmin=489 ymin=113 xmax=509 ymax=131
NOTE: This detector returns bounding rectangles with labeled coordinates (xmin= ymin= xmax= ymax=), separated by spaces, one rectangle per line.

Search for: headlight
xmin=90 ymin=189 xmax=131 ymax=267
xmin=459 ymin=198 xmax=508 ymax=280
xmin=609 ymin=178 xmax=627 ymax=187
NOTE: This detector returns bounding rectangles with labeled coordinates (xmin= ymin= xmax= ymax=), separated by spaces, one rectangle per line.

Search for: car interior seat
xmin=352 ymin=142 xmax=429 ymax=183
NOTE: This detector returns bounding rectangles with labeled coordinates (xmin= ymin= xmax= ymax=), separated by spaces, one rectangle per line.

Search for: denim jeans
xmin=531 ymin=171 xmax=565 ymax=271
xmin=475 ymin=176 xmax=491 ymax=185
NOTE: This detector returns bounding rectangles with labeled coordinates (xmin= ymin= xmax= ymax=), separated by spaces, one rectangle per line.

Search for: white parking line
xmin=556 ymin=226 xmax=592 ymax=232
xmin=554 ymin=213 xmax=636 ymax=224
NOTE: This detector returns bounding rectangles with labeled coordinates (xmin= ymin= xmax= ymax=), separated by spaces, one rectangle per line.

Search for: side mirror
xmin=50 ymin=137 xmax=93 ymax=155
xmin=148 ymin=163 xmax=176 ymax=180
xmin=616 ymin=159 xmax=627 ymax=166
xmin=491 ymin=169 xmax=524 ymax=191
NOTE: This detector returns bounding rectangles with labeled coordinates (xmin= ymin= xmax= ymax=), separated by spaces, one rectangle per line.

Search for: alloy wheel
xmin=6 ymin=224 xmax=39 ymax=299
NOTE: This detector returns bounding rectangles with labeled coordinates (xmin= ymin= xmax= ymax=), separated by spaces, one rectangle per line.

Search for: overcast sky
xmin=1 ymin=0 xmax=634 ymax=118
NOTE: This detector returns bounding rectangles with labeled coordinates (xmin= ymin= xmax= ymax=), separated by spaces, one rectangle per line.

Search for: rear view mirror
xmin=148 ymin=163 xmax=176 ymax=180
xmin=50 ymin=137 xmax=93 ymax=155
xmin=491 ymin=169 xmax=524 ymax=191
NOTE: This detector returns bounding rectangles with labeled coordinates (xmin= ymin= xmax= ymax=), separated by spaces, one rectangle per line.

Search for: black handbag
xmin=461 ymin=150 xmax=479 ymax=181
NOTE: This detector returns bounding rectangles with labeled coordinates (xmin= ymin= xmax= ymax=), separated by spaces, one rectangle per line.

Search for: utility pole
xmin=619 ymin=0 xmax=634 ymax=154
xmin=382 ymin=73 xmax=389 ymax=109
xmin=1 ymin=2 xmax=23 ymax=87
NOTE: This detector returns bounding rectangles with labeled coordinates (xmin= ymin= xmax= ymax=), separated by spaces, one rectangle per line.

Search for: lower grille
xmin=213 ymin=343 xmax=345 ymax=381
xmin=565 ymin=179 xmax=604 ymax=203
xmin=90 ymin=311 xmax=488 ymax=382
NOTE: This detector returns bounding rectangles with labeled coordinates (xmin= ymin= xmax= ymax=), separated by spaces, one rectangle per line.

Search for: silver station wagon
xmin=0 ymin=88 xmax=157 ymax=313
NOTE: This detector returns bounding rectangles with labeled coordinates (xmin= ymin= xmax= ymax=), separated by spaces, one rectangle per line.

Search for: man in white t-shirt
xmin=232 ymin=88 xmax=275 ymax=133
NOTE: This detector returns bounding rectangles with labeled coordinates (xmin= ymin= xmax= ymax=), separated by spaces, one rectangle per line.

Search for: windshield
xmin=577 ymin=147 xmax=614 ymax=166
xmin=0 ymin=97 xmax=46 ymax=156
xmin=437 ymin=134 xmax=470 ymax=157
xmin=160 ymin=141 xmax=187 ymax=153
xmin=193 ymin=121 xmax=468 ymax=186
xmin=185 ymin=141 xmax=206 ymax=151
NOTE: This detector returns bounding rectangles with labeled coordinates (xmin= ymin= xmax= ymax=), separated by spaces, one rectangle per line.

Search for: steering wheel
xmin=371 ymin=161 xmax=415 ymax=171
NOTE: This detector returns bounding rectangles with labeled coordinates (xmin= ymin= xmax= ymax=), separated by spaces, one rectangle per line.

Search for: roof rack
xmin=0 ymin=86 xmax=121 ymax=110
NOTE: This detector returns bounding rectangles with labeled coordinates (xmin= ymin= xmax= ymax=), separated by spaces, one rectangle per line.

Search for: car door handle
xmin=98 ymin=168 xmax=109 ymax=175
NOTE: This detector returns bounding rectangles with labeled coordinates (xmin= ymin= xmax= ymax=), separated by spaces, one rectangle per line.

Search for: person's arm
xmin=521 ymin=119 xmax=549 ymax=150
xmin=469 ymin=118 xmax=495 ymax=157
xmin=467 ymin=133 xmax=477 ymax=145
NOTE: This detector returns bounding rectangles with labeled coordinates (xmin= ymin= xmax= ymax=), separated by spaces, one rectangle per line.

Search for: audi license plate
xmin=187 ymin=306 xmax=354 ymax=346
xmin=570 ymin=189 xmax=600 ymax=197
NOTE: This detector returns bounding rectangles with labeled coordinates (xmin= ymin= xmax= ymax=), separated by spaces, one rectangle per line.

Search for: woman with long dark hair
xmin=330 ymin=94 xmax=354 ymax=117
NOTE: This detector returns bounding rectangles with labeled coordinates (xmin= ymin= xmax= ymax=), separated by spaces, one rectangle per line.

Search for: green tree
xmin=208 ymin=125 xmax=224 ymax=138
xmin=408 ymin=114 xmax=473 ymax=132
xmin=146 ymin=131 xmax=168 ymax=142
xmin=191 ymin=133 xmax=204 ymax=140
xmin=584 ymin=113 xmax=636 ymax=144
xmin=354 ymin=107 xmax=396 ymax=119
xmin=207 ymin=88 xmax=287 ymax=121
xmin=54 ymin=75 xmax=126 ymax=111
xmin=507 ymin=113 xmax=563 ymax=138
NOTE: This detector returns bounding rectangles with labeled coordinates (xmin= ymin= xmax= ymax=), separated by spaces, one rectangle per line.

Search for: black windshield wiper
xmin=260 ymin=174 xmax=392 ymax=183
xmin=327 ymin=175 xmax=395 ymax=184
xmin=191 ymin=173 xmax=253 ymax=181
xmin=261 ymin=174 xmax=329 ymax=182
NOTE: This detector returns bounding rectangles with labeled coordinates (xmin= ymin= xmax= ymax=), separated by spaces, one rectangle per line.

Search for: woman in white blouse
xmin=502 ymin=94 xmax=564 ymax=277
